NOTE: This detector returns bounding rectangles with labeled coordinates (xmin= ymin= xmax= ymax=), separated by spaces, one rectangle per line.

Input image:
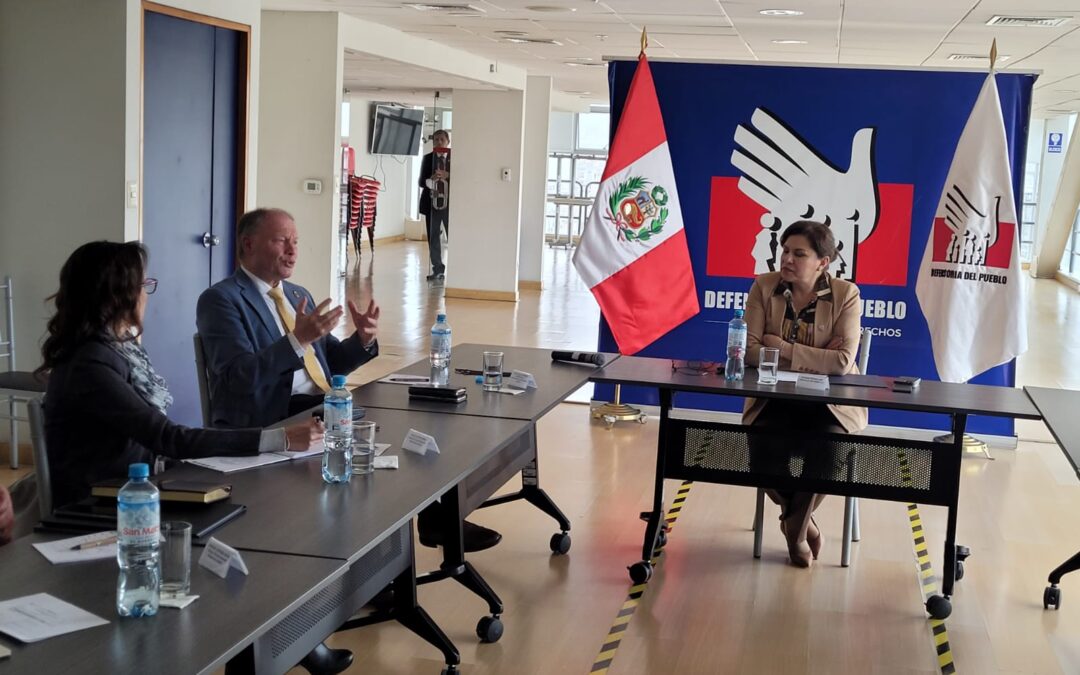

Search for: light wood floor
xmin=288 ymin=241 xmax=1080 ymax=674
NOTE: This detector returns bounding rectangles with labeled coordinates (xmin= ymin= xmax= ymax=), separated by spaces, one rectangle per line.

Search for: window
xmin=576 ymin=112 xmax=610 ymax=152
xmin=1062 ymin=209 xmax=1080 ymax=277
xmin=1020 ymin=161 xmax=1038 ymax=262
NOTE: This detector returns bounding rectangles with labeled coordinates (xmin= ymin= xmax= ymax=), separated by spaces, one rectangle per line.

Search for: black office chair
xmin=192 ymin=333 xmax=213 ymax=427
xmin=751 ymin=331 xmax=872 ymax=566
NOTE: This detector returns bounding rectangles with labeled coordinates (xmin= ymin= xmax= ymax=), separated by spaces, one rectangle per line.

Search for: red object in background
xmin=341 ymin=144 xmax=355 ymax=176
xmin=348 ymin=175 xmax=380 ymax=230
xmin=930 ymin=217 xmax=1015 ymax=269
xmin=706 ymin=177 xmax=913 ymax=286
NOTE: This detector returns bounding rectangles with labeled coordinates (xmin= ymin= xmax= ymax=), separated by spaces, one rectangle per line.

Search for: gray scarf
xmin=104 ymin=332 xmax=174 ymax=414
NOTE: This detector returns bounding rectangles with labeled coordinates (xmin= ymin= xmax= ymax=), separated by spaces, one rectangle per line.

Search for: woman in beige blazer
xmin=743 ymin=220 xmax=868 ymax=568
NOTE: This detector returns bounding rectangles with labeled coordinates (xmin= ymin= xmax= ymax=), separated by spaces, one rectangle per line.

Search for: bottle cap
xmin=128 ymin=463 xmax=150 ymax=479
xmin=437 ymin=313 xmax=447 ymax=322
xmin=734 ymin=309 xmax=744 ymax=318
xmin=475 ymin=375 xmax=484 ymax=384
xmin=331 ymin=375 xmax=347 ymax=389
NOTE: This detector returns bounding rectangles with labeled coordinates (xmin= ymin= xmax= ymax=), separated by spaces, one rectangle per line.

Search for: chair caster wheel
xmin=441 ymin=666 xmax=460 ymax=675
xmin=954 ymin=560 xmax=964 ymax=582
xmin=628 ymin=561 xmax=652 ymax=584
xmin=955 ymin=544 xmax=971 ymax=562
xmin=477 ymin=614 xmax=503 ymax=643
xmin=638 ymin=414 xmax=648 ymax=424
xmin=1044 ymin=585 xmax=1062 ymax=610
xmin=603 ymin=415 xmax=616 ymax=429
xmin=925 ymin=594 xmax=952 ymax=620
xmin=550 ymin=532 xmax=571 ymax=555
xmin=656 ymin=530 xmax=668 ymax=551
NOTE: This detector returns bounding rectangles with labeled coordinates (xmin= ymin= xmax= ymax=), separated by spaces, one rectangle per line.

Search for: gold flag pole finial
xmin=640 ymin=27 xmax=648 ymax=55
xmin=990 ymin=38 xmax=998 ymax=70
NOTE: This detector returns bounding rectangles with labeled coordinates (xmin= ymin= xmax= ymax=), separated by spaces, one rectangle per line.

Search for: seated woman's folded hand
xmin=285 ymin=417 xmax=325 ymax=452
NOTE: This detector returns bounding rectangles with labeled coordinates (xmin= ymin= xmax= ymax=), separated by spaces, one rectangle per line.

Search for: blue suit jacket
xmin=196 ymin=270 xmax=377 ymax=428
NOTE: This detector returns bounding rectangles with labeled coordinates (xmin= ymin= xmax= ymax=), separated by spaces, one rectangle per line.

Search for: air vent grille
xmin=986 ymin=15 xmax=1069 ymax=28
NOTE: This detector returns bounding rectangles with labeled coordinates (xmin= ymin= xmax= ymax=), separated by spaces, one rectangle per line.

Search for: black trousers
xmin=749 ymin=400 xmax=846 ymax=482
xmin=426 ymin=208 xmax=448 ymax=274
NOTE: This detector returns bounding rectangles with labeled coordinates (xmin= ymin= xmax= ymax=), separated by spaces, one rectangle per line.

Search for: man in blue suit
xmin=197 ymin=208 xmax=379 ymax=429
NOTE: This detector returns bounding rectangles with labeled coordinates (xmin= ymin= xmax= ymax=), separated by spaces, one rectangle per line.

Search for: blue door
xmin=142 ymin=11 xmax=243 ymax=427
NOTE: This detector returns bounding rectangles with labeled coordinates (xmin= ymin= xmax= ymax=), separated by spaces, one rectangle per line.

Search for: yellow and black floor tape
xmin=899 ymin=455 xmax=957 ymax=675
xmin=590 ymin=480 xmax=694 ymax=674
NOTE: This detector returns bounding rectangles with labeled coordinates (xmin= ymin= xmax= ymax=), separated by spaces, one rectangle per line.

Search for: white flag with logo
xmin=915 ymin=72 xmax=1027 ymax=383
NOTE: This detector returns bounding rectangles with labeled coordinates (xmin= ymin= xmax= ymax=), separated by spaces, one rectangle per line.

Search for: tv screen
xmin=370 ymin=105 xmax=425 ymax=156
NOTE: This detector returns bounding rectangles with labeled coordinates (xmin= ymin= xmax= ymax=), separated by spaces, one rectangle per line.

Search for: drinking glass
xmin=351 ymin=421 xmax=376 ymax=475
xmin=160 ymin=521 xmax=192 ymax=598
xmin=758 ymin=347 xmax=780 ymax=385
xmin=482 ymin=351 xmax=504 ymax=392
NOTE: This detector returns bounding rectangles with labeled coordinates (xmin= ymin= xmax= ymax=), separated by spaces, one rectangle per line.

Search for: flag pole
xmin=591 ymin=28 xmax=650 ymax=430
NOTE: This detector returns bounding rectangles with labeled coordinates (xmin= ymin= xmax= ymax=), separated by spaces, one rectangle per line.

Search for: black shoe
xmin=426 ymin=273 xmax=439 ymax=281
xmin=368 ymin=585 xmax=394 ymax=613
xmin=299 ymin=642 xmax=353 ymax=675
xmin=417 ymin=514 xmax=502 ymax=553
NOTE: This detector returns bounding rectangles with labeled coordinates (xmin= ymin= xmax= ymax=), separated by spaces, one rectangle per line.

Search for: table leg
xmin=926 ymin=413 xmax=967 ymax=620
xmin=478 ymin=452 xmax=573 ymax=554
xmin=392 ymin=560 xmax=462 ymax=673
xmin=224 ymin=645 xmax=255 ymax=675
xmin=630 ymin=388 xmax=671 ymax=584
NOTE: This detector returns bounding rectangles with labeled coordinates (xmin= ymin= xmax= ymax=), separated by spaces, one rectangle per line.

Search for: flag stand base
xmin=935 ymin=433 xmax=994 ymax=460
xmin=592 ymin=384 xmax=648 ymax=429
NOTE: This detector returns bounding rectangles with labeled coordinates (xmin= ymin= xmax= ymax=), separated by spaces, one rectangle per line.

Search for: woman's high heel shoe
xmin=787 ymin=540 xmax=813 ymax=568
xmin=806 ymin=517 xmax=823 ymax=561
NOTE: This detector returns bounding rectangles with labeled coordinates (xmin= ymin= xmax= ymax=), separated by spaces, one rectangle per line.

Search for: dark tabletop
xmin=0 ymin=534 xmax=345 ymax=675
xmin=1025 ymin=386 xmax=1080 ymax=479
xmin=165 ymin=406 xmax=531 ymax=562
xmin=350 ymin=343 xmax=618 ymax=421
xmin=592 ymin=355 xmax=1041 ymax=420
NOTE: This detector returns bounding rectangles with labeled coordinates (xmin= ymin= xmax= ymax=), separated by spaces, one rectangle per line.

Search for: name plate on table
xmin=198 ymin=537 xmax=249 ymax=579
xmin=402 ymin=429 xmax=440 ymax=456
xmin=507 ymin=370 xmax=537 ymax=390
xmin=796 ymin=373 xmax=830 ymax=391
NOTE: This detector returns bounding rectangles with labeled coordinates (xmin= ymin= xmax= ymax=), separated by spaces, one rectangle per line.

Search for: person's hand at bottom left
xmin=0 ymin=484 xmax=14 ymax=546
xmin=285 ymin=418 xmax=325 ymax=452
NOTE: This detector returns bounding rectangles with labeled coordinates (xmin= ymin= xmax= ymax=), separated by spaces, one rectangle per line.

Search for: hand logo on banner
xmin=731 ymin=107 xmax=880 ymax=280
xmin=941 ymin=185 xmax=1001 ymax=266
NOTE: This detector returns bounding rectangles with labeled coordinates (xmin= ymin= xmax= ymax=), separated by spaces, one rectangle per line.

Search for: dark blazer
xmin=418 ymin=149 xmax=450 ymax=218
xmin=196 ymin=270 xmax=377 ymax=429
xmin=44 ymin=339 xmax=261 ymax=509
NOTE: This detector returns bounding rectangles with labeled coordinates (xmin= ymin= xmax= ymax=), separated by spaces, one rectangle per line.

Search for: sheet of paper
xmin=497 ymin=386 xmax=527 ymax=396
xmin=0 ymin=643 xmax=9 ymax=658
xmin=33 ymin=532 xmax=118 ymax=565
xmin=374 ymin=456 xmax=398 ymax=470
xmin=160 ymin=594 xmax=199 ymax=610
xmin=378 ymin=375 xmax=431 ymax=386
xmin=775 ymin=370 xmax=800 ymax=383
xmin=374 ymin=443 xmax=391 ymax=457
xmin=0 ymin=593 xmax=108 ymax=643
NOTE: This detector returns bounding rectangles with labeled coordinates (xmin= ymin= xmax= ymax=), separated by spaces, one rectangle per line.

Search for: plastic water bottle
xmin=323 ymin=375 xmax=353 ymax=483
xmin=724 ymin=309 xmax=747 ymax=382
xmin=117 ymin=463 xmax=160 ymax=618
xmin=429 ymin=313 xmax=452 ymax=369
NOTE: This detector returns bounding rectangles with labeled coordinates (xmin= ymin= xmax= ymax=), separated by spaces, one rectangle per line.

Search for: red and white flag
xmin=915 ymin=71 xmax=1027 ymax=383
xmin=573 ymin=54 xmax=699 ymax=354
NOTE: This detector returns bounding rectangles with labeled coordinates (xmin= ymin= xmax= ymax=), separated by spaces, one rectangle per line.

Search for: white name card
xmin=796 ymin=373 xmax=830 ymax=391
xmin=402 ymin=429 xmax=440 ymax=456
xmin=198 ymin=537 xmax=249 ymax=579
xmin=507 ymin=370 xmax=537 ymax=390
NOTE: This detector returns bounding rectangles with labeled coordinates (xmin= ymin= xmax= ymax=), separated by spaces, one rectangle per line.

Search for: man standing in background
xmin=419 ymin=129 xmax=451 ymax=281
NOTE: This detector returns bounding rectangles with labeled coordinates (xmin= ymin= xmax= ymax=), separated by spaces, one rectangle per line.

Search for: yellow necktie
xmin=268 ymin=286 xmax=331 ymax=392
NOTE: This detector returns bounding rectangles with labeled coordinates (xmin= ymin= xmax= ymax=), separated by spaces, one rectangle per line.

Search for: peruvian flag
xmin=915 ymin=71 xmax=1027 ymax=383
xmin=573 ymin=54 xmax=699 ymax=354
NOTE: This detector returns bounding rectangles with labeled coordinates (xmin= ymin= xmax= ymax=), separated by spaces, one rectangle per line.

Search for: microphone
xmin=551 ymin=350 xmax=606 ymax=367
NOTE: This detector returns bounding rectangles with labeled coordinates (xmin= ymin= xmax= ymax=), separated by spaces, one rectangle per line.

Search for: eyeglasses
xmin=142 ymin=278 xmax=158 ymax=295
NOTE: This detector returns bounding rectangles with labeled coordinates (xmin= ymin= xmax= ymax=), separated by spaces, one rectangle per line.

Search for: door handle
xmin=202 ymin=232 xmax=221 ymax=248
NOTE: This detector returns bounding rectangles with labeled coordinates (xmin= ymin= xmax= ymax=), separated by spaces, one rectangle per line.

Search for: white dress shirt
xmin=240 ymin=266 xmax=322 ymax=396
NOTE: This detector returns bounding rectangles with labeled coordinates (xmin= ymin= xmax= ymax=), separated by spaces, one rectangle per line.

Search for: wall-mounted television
xmin=370 ymin=104 xmax=425 ymax=156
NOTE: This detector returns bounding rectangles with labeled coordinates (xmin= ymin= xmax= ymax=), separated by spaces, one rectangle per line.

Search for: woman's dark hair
xmin=39 ymin=241 xmax=148 ymax=372
xmin=779 ymin=220 xmax=837 ymax=261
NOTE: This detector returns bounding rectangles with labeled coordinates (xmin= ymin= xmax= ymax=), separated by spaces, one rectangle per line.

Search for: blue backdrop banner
xmin=595 ymin=60 xmax=1036 ymax=436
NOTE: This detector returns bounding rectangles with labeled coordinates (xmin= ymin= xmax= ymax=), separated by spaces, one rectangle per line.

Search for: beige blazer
xmin=741 ymin=271 xmax=868 ymax=433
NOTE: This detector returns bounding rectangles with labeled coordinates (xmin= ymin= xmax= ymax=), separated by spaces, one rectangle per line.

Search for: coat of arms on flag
xmin=606 ymin=178 xmax=669 ymax=242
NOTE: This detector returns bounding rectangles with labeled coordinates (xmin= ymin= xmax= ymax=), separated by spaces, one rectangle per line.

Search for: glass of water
xmin=322 ymin=432 xmax=353 ymax=484
xmin=482 ymin=351 xmax=504 ymax=392
xmin=160 ymin=521 xmax=192 ymax=598
xmin=351 ymin=421 xmax=376 ymax=475
xmin=758 ymin=347 xmax=780 ymax=385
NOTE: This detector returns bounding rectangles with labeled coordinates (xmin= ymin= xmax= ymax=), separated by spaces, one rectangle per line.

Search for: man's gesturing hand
xmin=349 ymin=299 xmax=380 ymax=348
xmin=293 ymin=297 xmax=344 ymax=348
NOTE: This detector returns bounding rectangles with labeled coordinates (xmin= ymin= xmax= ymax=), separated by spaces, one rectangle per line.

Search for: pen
xmin=454 ymin=369 xmax=513 ymax=377
xmin=71 ymin=535 xmax=118 ymax=551
xmin=388 ymin=376 xmax=429 ymax=382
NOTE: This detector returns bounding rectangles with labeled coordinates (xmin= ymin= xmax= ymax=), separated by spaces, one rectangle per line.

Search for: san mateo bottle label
xmin=118 ymin=501 xmax=160 ymax=548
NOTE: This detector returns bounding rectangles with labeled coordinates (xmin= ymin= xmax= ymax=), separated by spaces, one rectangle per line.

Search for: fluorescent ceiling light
xmin=526 ymin=4 xmax=576 ymax=11
xmin=759 ymin=9 xmax=804 ymax=17
xmin=772 ymin=39 xmax=807 ymax=44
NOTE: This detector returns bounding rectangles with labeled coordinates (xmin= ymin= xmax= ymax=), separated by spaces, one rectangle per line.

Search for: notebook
xmin=47 ymin=499 xmax=246 ymax=541
xmin=91 ymin=478 xmax=232 ymax=504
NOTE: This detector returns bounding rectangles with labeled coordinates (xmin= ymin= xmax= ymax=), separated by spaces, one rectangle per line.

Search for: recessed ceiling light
xmin=565 ymin=60 xmax=604 ymax=67
xmin=504 ymin=37 xmax=564 ymax=45
xmin=494 ymin=30 xmax=528 ymax=36
xmin=759 ymin=9 xmax=804 ymax=16
xmin=525 ymin=5 xmax=576 ymax=12
xmin=594 ymin=34 xmax=608 ymax=41
xmin=772 ymin=39 xmax=807 ymax=44
xmin=1055 ymin=89 xmax=1079 ymax=94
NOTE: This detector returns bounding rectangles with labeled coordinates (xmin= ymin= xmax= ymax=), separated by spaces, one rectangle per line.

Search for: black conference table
xmin=0 ymin=533 xmax=345 ymax=675
xmin=1024 ymin=386 xmax=1080 ymax=610
xmin=592 ymin=356 xmax=1041 ymax=620
xmin=349 ymin=344 xmax=616 ymax=635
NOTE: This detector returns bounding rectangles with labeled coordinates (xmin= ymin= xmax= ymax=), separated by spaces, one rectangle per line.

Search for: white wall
xmin=346 ymin=96 xmax=409 ymax=241
xmin=519 ymin=76 xmax=553 ymax=286
xmin=0 ymin=1 xmax=129 ymax=383
xmin=1033 ymin=117 xmax=1072 ymax=257
xmin=257 ymin=11 xmax=343 ymax=305
xmin=445 ymin=90 xmax=526 ymax=298
xmin=1033 ymin=115 xmax=1080 ymax=277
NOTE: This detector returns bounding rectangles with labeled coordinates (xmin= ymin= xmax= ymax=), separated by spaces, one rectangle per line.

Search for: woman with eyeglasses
xmin=39 ymin=241 xmax=324 ymax=508
xmin=742 ymin=220 xmax=868 ymax=568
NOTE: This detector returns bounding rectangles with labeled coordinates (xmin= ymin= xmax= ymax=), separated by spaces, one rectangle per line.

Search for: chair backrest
xmin=857 ymin=330 xmax=873 ymax=373
xmin=27 ymin=397 xmax=51 ymax=521
xmin=192 ymin=333 xmax=212 ymax=427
